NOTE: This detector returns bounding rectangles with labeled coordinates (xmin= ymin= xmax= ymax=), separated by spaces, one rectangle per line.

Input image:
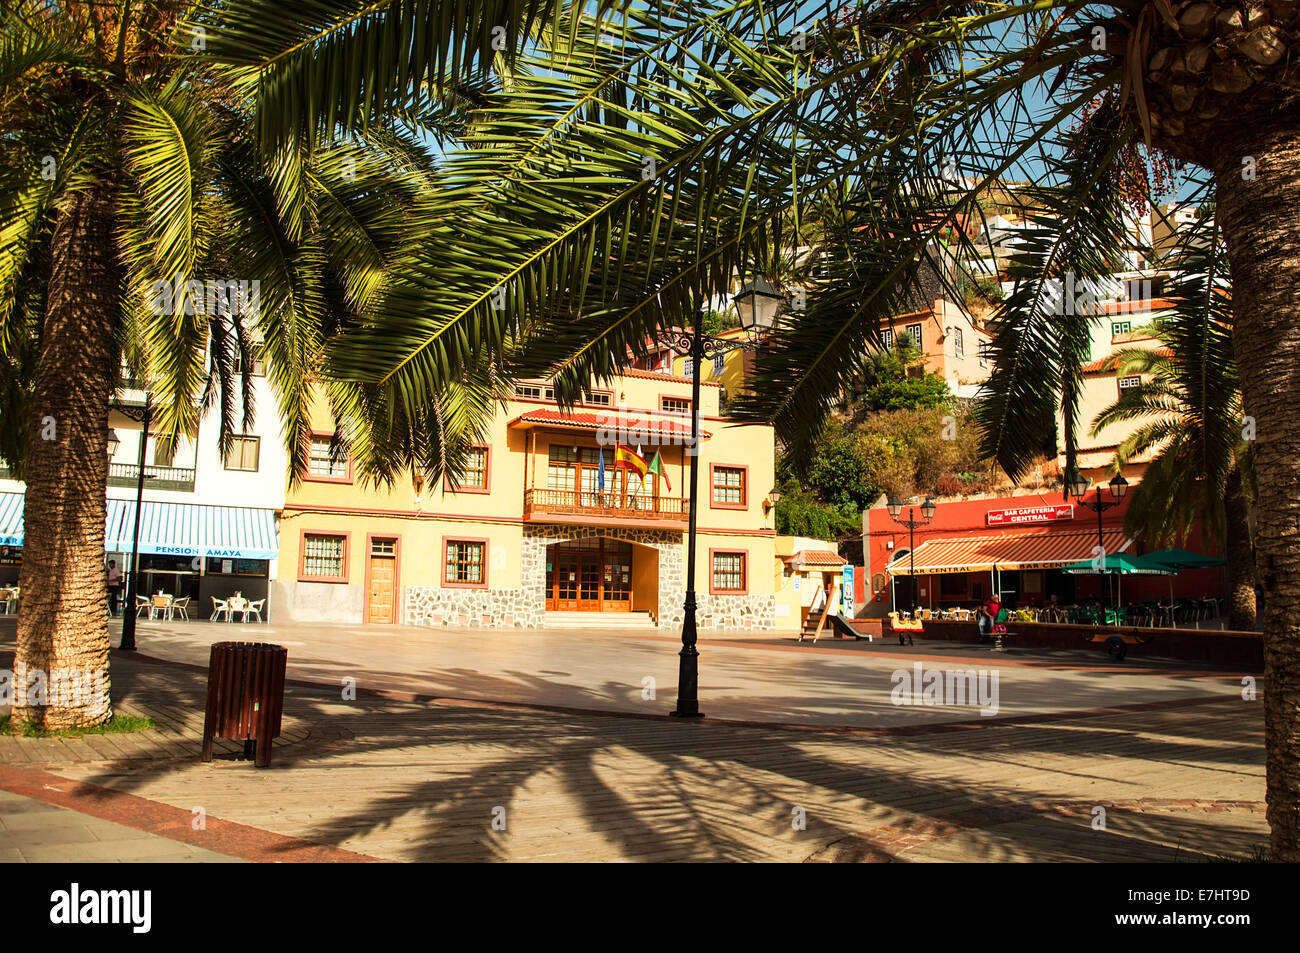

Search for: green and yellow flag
xmin=648 ymin=450 xmax=671 ymax=491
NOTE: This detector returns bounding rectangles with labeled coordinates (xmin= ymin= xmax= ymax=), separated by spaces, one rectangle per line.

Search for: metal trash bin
xmin=201 ymin=641 xmax=287 ymax=767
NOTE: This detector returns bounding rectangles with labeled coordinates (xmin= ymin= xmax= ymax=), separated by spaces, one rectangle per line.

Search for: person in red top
xmin=978 ymin=592 xmax=1002 ymax=643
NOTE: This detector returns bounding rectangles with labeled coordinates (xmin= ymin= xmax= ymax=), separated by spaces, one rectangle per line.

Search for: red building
xmin=862 ymin=491 xmax=1227 ymax=616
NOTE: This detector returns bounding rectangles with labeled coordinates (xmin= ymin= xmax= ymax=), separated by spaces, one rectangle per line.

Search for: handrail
xmin=523 ymin=487 xmax=688 ymax=520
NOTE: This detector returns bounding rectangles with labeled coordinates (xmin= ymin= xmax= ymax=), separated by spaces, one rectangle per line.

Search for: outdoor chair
xmin=151 ymin=594 xmax=173 ymax=621
xmin=135 ymin=595 xmax=152 ymax=618
xmin=245 ymin=599 xmax=264 ymax=623
xmin=229 ymin=597 xmax=249 ymax=622
xmin=170 ymin=596 xmax=190 ymax=621
xmin=0 ymin=588 xmax=14 ymax=614
xmin=210 ymin=597 xmax=229 ymax=622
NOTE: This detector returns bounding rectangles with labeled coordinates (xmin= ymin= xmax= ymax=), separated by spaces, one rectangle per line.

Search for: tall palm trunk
xmin=1224 ymin=463 xmax=1256 ymax=632
xmin=11 ymin=185 xmax=119 ymax=730
xmin=1216 ymin=122 xmax=1300 ymax=861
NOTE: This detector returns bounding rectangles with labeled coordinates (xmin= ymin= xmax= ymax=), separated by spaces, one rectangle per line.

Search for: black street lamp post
xmin=117 ymin=394 xmax=153 ymax=652
xmin=660 ymin=279 xmax=785 ymax=718
xmin=1069 ymin=470 xmax=1128 ymax=619
xmin=886 ymin=496 xmax=936 ymax=625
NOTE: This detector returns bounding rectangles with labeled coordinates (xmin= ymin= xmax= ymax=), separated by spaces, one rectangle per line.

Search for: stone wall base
xmin=695 ymin=593 xmax=776 ymax=630
xmin=405 ymin=586 xmax=544 ymax=628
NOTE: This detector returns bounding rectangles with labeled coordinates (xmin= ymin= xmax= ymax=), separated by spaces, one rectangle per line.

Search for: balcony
xmin=523 ymin=488 xmax=688 ymax=527
xmin=108 ymin=463 xmax=196 ymax=492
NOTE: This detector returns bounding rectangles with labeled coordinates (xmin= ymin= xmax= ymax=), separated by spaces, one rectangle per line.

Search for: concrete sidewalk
xmin=104 ymin=617 xmax=1247 ymax=730
xmin=0 ymin=789 xmax=242 ymax=863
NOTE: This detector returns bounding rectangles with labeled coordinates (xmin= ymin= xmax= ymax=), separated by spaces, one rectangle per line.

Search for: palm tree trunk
xmin=11 ymin=186 xmax=119 ymax=730
xmin=1224 ymin=464 xmax=1256 ymax=632
xmin=1216 ymin=121 xmax=1300 ymax=861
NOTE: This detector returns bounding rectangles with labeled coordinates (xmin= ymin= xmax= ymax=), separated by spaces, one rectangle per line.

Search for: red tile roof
xmin=617 ymin=367 xmax=723 ymax=387
xmin=1098 ymin=298 xmax=1176 ymax=315
xmin=786 ymin=549 xmax=847 ymax=567
xmin=507 ymin=409 xmax=710 ymax=440
xmin=1082 ymin=346 xmax=1172 ymax=373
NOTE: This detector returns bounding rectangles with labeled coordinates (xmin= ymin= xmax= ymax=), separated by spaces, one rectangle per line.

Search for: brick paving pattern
xmin=0 ymin=620 xmax=1268 ymax=862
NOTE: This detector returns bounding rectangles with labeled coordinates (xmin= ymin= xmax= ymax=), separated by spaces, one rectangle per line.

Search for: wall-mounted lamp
xmin=762 ymin=486 xmax=783 ymax=515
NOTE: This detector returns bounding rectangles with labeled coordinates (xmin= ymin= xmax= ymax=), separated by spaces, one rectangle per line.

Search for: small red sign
xmin=986 ymin=504 xmax=1074 ymax=526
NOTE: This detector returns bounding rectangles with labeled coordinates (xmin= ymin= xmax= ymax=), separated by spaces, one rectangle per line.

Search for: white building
xmin=1 ymin=347 xmax=287 ymax=619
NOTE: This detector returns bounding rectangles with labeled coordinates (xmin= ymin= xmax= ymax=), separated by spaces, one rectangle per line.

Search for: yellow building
xmin=667 ymin=327 xmax=753 ymax=407
xmin=1056 ymin=313 xmax=1173 ymax=485
xmin=273 ymin=368 xmax=787 ymax=629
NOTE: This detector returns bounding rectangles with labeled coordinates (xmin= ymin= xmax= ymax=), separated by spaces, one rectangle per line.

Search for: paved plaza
xmin=0 ymin=618 xmax=1268 ymax=862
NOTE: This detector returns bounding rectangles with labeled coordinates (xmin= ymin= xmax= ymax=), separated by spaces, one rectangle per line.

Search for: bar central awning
xmin=887 ymin=529 xmax=1131 ymax=575
xmin=106 ymin=501 xmax=279 ymax=560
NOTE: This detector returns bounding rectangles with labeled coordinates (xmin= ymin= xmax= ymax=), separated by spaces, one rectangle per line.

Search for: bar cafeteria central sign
xmin=986 ymin=504 xmax=1074 ymax=526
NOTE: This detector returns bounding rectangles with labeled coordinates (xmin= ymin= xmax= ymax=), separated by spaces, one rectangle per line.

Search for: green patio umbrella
xmin=1061 ymin=553 xmax=1177 ymax=575
xmin=1131 ymin=549 xmax=1228 ymax=628
xmin=1061 ymin=553 xmax=1175 ymax=623
xmin=1132 ymin=548 xmax=1227 ymax=570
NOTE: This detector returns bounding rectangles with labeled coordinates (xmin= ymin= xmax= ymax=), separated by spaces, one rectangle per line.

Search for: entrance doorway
xmin=545 ymin=538 xmax=632 ymax=611
xmin=366 ymin=537 xmax=398 ymax=623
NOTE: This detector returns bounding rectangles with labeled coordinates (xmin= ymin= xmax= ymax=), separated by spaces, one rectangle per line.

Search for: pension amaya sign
xmin=986 ymin=504 xmax=1074 ymax=527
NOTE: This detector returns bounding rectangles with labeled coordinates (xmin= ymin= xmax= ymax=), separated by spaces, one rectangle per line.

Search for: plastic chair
xmin=229 ymin=596 xmax=248 ymax=622
xmin=245 ymin=599 xmax=264 ymax=623
xmin=135 ymin=595 xmax=152 ymax=618
xmin=210 ymin=597 xmax=229 ymax=622
xmin=170 ymin=596 xmax=190 ymax=621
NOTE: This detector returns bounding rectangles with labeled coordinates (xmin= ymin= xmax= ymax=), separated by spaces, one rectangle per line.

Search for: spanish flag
xmin=615 ymin=444 xmax=648 ymax=476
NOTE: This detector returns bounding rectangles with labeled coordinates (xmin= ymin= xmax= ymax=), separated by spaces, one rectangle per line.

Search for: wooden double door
xmin=546 ymin=539 xmax=632 ymax=612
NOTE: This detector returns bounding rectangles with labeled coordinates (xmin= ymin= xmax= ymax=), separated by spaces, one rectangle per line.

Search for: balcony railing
xmin=524 ymin=488 xmax=688 ymax=523
xmin=108 ymin=462 xmax=196 ymax=491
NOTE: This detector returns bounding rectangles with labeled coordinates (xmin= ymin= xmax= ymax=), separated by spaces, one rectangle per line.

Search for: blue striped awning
xmin=106 ymin=501 xmax=278 ymax=560
xmin=0 ymin=492 xmax=23 ymax=546
xmin=1 ymin=491 xmax=122 ymax=548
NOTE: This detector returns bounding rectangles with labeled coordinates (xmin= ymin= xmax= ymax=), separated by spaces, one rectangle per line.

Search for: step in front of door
xmin=544 ymin=611 xmax=657 ymax=629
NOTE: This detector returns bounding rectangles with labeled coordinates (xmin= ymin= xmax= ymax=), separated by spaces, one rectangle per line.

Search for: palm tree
xmin=1088 ymin=239 xmax=1256 ymax=630
xmin=280 ymin=1 xmax=1300 ymax=857
xmin=0 ymin=0 xmax=553 ymax=729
